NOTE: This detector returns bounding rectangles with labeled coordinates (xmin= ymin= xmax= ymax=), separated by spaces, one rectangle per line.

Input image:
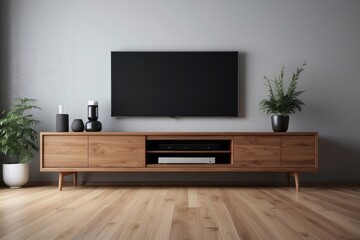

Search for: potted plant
xmin=259 ymin=61 xmax=306 ymax=132
xmin=0 ymin=98 xmax=40 ymax=188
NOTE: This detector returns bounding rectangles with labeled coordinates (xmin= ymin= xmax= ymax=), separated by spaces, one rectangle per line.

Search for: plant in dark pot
xmin=259 ymin=62 xmax=306 ymax=132
xmin=0 ymin=98 xmax=40 ymax=188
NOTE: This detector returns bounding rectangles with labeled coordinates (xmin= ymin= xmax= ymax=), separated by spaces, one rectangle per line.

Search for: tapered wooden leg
xmin=293 ymin=172 xmax=300 ymax=192
xmin=58 ymin=172 xmax=77 ymax=191
xmin=59 ymin=172 xmax=64 ymax=191
xmin=288 ymin=172 xmax=300 ymax=192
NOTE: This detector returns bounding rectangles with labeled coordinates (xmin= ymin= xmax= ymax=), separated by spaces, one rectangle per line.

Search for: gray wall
xmin=1 ymin=0 xmax=360 ymax=184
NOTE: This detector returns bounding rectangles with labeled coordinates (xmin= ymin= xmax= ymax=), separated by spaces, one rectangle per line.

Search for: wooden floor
xmin=0 ymin=186 xmax=359 ymax=240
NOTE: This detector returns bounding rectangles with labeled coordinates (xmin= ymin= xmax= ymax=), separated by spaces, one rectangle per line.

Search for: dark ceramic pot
xmin=85 ymin=120 xmax=102 ymax=132
xmin=271 ymin=115 xmax=289 ymax=132
xmin=71 ymin=119 xmax=85 ymax=132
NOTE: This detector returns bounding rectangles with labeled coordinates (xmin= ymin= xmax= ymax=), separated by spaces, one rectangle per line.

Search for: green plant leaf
xmin=0 ymin=98 xmax=41 ymax=163
xmin=259 ymin=62 xmax=306 ymax=116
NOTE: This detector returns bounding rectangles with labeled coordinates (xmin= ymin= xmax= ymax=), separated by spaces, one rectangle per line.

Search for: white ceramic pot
xmin=2 ymin=163 xmax=29 ymax=188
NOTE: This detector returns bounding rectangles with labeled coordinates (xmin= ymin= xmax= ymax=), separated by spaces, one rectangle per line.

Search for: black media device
xmin=111 ymin=51 xmax=238 ymax=117
xmin=146 ymin=140 xmax=230 ymax=152
xmin=159 ymin=143 xmax=222 ymax=151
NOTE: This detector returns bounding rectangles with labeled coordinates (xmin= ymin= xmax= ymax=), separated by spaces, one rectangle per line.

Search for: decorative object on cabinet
xmin=85 ymin=100 xmax=102 ymax=132
xmin=259 ymin=61 xmax=307 ymax=132
xmin=56 ymin=105 xmax=69 ymax=132
xmin=71 ymin=119 xmax=85 ymax=132
xmin=271 ymin=115 xmax=290 ymax=132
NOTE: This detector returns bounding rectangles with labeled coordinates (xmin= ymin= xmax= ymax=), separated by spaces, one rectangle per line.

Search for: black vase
xmin=71 ymin=119 xmax=85 ymax=132
xmin=271 ymin=115 xmax=289 ymax=132
xmin=56 ymin=114 xmax=69 ymax=132
xmin=85 ymin=120 xmax=102 ymax=132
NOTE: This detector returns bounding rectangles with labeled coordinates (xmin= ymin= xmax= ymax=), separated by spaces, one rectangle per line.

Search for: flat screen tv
xmin=111 ymin=51 xmax=238 ymax=117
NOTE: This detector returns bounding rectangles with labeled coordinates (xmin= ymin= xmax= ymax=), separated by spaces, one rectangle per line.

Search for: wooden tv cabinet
xmin=40 ymin=132 xmax=318 ymax=191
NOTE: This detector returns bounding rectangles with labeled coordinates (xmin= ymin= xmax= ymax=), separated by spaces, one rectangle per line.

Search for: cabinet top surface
xmin=40 ymin=132 xmax=318 ymax=136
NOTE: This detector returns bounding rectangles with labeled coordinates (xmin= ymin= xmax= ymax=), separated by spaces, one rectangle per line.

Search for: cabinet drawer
xmin=89 ymin=136 xmax=145 ymax=167
xmin=43 ymin=136 xmax=88 ymax=168
xmin=282 ymin=136 xmax=316 ymax=168
xmin=233 ymin=136 xmax=281 ymax=167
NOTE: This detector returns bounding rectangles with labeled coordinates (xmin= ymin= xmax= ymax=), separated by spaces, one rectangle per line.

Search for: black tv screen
xmin=111 ymin=51 xmax=238 ymax=117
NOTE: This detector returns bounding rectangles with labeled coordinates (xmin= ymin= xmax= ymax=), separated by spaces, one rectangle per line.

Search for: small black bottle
xmin=56 ymin=105 xmax=69 ymax=132
xmin=85 ymin=100 xmax=102 ymax=132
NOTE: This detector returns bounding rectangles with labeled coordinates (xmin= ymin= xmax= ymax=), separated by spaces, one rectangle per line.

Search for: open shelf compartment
xmin=146 ymin=139 xmax=232 ymax=165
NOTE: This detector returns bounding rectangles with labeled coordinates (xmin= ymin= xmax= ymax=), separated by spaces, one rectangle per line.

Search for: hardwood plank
xmin=193 ymin=207 xmax=222 ymax=240
xmin=188 ymin=187 xmax=201 ymax=208
xmin=192 ymin=188 xmax=223 ymax=240
xmin=221 ymin=188 xmax=275 ymax=239
xmin=199 ymin=187 xmax=240 ymax=239
xmin=168 ymin=187 xmax=196 ymax=240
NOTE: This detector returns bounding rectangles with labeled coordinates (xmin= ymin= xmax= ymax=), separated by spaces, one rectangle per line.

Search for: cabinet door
xmin=89 ymin=136 xmax=145 ymax=167
xmin=282 ymin=136 xmax=316 ymax=168
xmin=233 ymin=136 xmax=281 ymax=168
xmin=43 ymin=136 xmax=88 ymax=168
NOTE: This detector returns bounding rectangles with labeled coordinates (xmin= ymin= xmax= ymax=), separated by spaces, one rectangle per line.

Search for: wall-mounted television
xmin=111 ymin=51 xmax=238 ymax=117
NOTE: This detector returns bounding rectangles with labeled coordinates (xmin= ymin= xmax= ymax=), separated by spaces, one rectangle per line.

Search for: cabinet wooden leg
xmin=59 ymin=172 xmax=64 ymax=191
xmin=288 ymin=172 xmax=300 ymax=192
xmin=58 ymin=172 xmax=77 ymax=191
xmin=294 ymin=172 xmax=300 ymax=192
